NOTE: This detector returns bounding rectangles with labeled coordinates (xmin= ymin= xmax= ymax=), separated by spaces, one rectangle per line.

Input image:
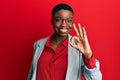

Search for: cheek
xmin=53 ymin=24 xmax=60 ymax=28
xmin=69 ymin=25 xmax=73 ymax=29
xmin=52 ymin=21 xmax=59 ymax=26
xmin=52 ymin=25 xmax=58 ymax=31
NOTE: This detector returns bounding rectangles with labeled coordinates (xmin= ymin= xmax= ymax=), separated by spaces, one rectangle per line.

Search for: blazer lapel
xmin=65 ymin=35 xmax=80 ymax=80
xmin=32 ymin=37 xmax=49 ymax=80
xmin=33 ymin=37 xmax=49 ymax=68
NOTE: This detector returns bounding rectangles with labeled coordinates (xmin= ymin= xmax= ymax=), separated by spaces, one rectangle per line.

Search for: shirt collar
xmin=45 ymin=35 xmax=68 ymax=48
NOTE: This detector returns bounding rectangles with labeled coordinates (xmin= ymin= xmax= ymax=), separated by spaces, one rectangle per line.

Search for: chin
xmin=57 ymin=33 xmax=69 ymax=37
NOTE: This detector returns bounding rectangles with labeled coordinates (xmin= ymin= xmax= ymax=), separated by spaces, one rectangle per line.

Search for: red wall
xmin=0 ymin=0 xmax=120 ymax=80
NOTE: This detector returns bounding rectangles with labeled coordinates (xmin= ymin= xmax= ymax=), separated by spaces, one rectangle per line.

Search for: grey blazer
xmin=28 ymin=35 xmax=102 ymax=80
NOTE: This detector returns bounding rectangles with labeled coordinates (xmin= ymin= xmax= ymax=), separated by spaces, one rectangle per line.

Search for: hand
xmin=69 ymin=23 xmax=93 ymax=59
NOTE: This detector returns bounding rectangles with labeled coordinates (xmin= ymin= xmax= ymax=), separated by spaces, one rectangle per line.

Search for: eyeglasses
xmin=53 ymin=16 xmax=73 ymax=25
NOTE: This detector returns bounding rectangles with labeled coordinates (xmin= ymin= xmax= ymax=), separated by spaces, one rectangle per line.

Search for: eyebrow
xmin=54 ymin=16 xmax=73 ymax=19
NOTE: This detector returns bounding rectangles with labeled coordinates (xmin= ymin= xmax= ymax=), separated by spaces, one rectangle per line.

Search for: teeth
xmin=59 ymin=29 xmax=67 ymax=32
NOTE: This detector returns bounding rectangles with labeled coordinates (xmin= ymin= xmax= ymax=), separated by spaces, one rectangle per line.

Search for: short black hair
xmin=52 ymin=3 xmax=74 ymax=17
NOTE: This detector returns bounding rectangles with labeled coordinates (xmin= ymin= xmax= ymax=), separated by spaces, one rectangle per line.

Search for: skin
xmin=51 ymin=9 xmax=92 ymax=59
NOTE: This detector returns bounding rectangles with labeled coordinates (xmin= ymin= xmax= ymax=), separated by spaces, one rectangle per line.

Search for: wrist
xmin=83 ymin=52 xmax=93 ymax=59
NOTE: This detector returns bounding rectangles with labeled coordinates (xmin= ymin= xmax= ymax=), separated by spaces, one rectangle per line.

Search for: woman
xmin=28 ymin=3 xmax=102 ymax=80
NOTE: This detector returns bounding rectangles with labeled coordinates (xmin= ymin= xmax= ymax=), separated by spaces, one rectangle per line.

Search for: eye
xmin=54 ymin=18 xmax=61 ymax=22
xmin=66 ymin=19 xmax=73 ymax=23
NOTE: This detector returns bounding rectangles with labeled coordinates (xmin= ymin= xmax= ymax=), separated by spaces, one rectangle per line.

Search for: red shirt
xmin=37 ymin=37 xmax=95 ymax=80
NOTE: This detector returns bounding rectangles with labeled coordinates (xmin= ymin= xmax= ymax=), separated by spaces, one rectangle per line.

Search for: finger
xmin=73 ymin=24 xmax=79 ymax=36
xmin=70 ymin=36 xmax=76 ymax=44
xmin=82 ymin=27 xmax=87 ymax=38
xmin=69 ymin=41 xmax=77 ymax=48
xmin=70 ymin=36 xmax=80 ymax=43
xmin=78 ymin=23 xmax=83 ymax=38
xmin=82 ymin=27 xmax=90 ymax=47
xmin=70 ymin=36 xmax=78 ymax=48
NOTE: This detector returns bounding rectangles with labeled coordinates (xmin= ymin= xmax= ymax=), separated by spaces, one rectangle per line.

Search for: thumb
xmin=69 ymin=41 xmax=77 ymax=48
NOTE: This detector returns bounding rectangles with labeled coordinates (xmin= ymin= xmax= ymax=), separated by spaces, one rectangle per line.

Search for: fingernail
xmin=78 ymin=23 xmax=81 ymax=27
xmin=73 ymin=23 xmax=75 ymax=26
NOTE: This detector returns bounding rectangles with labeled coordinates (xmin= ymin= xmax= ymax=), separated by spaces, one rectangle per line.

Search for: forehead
xmin=54 ymin=9 xmax=73 ymax=18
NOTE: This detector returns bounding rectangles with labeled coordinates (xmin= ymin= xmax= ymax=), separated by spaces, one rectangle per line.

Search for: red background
xmin=0 ymin=0 xmax=120 ymax=80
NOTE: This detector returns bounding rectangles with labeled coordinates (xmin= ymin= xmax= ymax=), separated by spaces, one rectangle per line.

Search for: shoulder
xmin=34 ymin=36 xmax=50 ymax=49
xmin=36 ymin=36 xmax=50 ymax=44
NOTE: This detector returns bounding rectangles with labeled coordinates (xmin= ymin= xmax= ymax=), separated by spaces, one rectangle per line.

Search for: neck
xmin=51 ymin=33 xmax=68 ymax=44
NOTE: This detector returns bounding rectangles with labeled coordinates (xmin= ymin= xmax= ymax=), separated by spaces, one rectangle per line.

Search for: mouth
xmin=59 ymin=28 xmax=68 ymax=33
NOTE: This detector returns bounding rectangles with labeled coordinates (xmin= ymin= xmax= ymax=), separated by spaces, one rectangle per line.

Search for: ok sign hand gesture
xmin=70 ymin=23 xmax=93 ymax=59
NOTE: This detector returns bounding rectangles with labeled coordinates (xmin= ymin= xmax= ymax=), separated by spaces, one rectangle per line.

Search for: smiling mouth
xmin=59 ymin=28 xmax=68 ymax=33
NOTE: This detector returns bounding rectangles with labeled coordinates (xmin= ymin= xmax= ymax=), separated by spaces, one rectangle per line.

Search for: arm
xmin=70 ymin=23 xmax=102 ymax=80
xmin=27 ymin=64 xmax=33 ymax=80
xmin=27 ymin=42 xmax=37 ymax=80
xmin=81 ymin=55 xmax=102 ymax=80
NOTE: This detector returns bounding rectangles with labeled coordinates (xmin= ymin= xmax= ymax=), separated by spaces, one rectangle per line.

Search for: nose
xmin=61 ymin=20 xmax=67 ymax=27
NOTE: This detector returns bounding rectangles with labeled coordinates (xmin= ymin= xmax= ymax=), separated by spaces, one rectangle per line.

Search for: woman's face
xmin=52 ymin=9 xmax=73 ymax=37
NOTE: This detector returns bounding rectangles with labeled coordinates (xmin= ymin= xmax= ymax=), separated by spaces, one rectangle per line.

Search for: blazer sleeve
xmin=27 ymin=42 xmax=37 ymax=80
xmin=81 ymin=57 xmax=102 ymax=80
xmin=27 ymin=64 xmax=33 ymax=80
